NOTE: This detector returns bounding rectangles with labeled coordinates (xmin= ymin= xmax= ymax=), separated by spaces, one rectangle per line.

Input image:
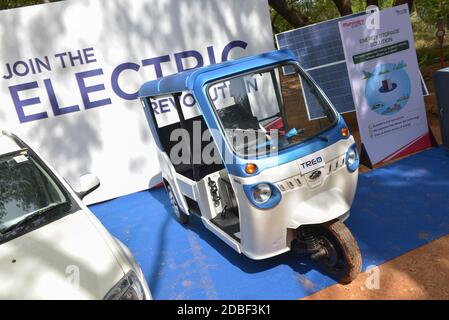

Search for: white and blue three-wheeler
xmin=139 ymin=49 xmax=362 ymax=283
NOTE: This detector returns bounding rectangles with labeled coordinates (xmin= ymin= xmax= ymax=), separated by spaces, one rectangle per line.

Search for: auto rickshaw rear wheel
xmin=166 ymin=184 xmax=189 ymax=224
xmin=312 ymin=220 xmax=362 ymax=284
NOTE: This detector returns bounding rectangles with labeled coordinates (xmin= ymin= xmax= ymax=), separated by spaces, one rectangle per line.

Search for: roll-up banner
xmin=339 ymin=4 xmax=431 ymax=165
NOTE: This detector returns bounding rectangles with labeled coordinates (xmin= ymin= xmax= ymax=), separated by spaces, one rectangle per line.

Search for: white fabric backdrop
xmin=0 ymin=0 xmax=275 ymax=204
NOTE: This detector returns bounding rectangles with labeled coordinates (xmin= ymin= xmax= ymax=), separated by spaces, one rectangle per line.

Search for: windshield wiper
xmin=317 ymin=135 xmax=329 ymax=142
xmin=0 ymin=202 xmax=69 ymax=236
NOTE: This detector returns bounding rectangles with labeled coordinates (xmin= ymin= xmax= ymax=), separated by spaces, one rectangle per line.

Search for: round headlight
xmin=252 ymin=183 xmax=272 ymax=204
xmin=104 ymin=271 xmax=146 ymax=300
xmin=347 ymin=149 xmax=356 ymax=166
xmin=346 ymin=144 xmax=359 ymax=172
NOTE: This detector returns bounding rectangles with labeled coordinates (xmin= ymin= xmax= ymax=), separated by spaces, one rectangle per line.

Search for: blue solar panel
xmin=305 ymin=63 xmax=355 ymax=118
xmin=276 ymin=13 xmax=428 ymax=119
xmin=276 ymin=15 xmax=363 ymax=69
xmin=276 ymin=14 xmax=364 ymax=119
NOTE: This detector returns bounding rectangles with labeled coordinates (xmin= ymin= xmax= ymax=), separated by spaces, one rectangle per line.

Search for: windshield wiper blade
xmin=317 ymin=135 xmax=329 ymax=142
xmin=0 ymin=202 xmax=68 ymax=235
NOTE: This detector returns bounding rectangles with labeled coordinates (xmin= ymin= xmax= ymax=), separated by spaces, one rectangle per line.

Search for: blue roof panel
xmin=138 ymin=49 xmax=297 ymax=98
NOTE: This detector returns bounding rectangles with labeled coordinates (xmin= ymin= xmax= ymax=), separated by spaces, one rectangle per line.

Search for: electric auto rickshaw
xmin=139 ymin=49 xmax=362 ymax=283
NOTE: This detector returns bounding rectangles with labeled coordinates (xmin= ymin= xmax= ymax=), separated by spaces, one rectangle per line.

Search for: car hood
xmin=0 ymin=210 xmax=124 ymax=299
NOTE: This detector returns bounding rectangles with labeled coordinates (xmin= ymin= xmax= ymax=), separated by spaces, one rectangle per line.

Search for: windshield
xmin=207 ymin=63 xmax=337 ymax=158
xmin=0 ymin=150 xmax=67 ymax=233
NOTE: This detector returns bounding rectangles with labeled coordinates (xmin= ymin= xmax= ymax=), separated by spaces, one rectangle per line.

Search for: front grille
xmin=327 ymin=155 xmax=346 ymax=175
xmin=276 ymin=154 xmax=346 ymax=193
xmin=276 ymin=175 xmax=302 ymax=192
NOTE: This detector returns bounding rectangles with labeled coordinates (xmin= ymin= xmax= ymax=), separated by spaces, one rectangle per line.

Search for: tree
xmin=393 ymin=0 xmax=414 ymax=11
xmin=333 ymin=0 xmax=353 ymax=16
xmin=0 ymin=0 xmax=57 ymax=10
xmin=366 ymin=0 xmax=379 ymax=7
xmin=268 ymin=0 xmax=310 ymax=28
xmin=269 ymin=0 xmax=421 ymax=34
xmin=415 ymin=0 xmax=449 ymax=27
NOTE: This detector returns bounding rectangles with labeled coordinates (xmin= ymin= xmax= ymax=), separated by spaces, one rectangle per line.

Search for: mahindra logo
xmin=309 ymin=170 xmax=322 ymax=180
xmin=342 ymin=19 xmax=365 ymax=28
xmin=300 ymin=156 xmax=323 ymax=169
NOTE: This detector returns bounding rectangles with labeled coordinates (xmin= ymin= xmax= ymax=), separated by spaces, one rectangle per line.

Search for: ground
xmin=92 ymin=145 xmax=449 ymax=299
xmin=305 ymin=235 xmax=449 ymax=300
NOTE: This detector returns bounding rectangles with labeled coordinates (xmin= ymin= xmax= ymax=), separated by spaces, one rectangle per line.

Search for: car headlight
xmin=252 ymin=183 xmax=272 ymax=204
xmin=104 ymin=271 xmax=146 ymax=300
xmin=346 ymin=144 xmax=359 ymax=172
xmin=244 ymin=182 xmax=281 ymax=209
xmin=347 ymin=149 xmax=356 ymax=165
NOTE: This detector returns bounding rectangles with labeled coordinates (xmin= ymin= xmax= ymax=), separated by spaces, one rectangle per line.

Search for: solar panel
xmin=276 ymin=13 xmax=428 ymax=120
xmin=276 ymin=13 xmax=364 ymax=119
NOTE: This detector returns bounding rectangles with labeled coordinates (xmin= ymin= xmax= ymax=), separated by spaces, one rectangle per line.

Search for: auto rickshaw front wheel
xmin=166 ymin=184 xmax=189 ymax=225
xmin=311 ymin=221 xmax=362 ymax=284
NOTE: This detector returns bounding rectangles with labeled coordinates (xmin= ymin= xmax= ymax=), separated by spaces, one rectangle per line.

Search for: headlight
xmin=252 ymin=183 xmax=272 ymax=204
xmin=244 ymin=182 xmax=281 ymax=209
xmin=346 ymin=144 xmax=359 ymax=172
xmin=347 ymin=149 xmax=356 ymax=165
xmin=104 ymin=271 xmax=146 ymax=300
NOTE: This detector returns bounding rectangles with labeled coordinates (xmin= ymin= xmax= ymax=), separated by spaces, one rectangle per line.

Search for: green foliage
xmin=271 ymin=7 xmax=293 ymax=33
xmin=271 ymin=0 xmax=399 ymax=34
xmin=415 ymin=0 xmax=449 ymax=26
xmin=412 ymin=10 xmax=449 ymax=66
xmin=0 ymin=0 xmax=60 ymax=10
xmin=1 ymin=0 xmax=447 ymax=68
xmin=271 ymin=0 xmax=448 ymax=67
xmin=271 ymin=0 xmax=341 ymax=33
xmin=297 ymin=0 xmax=340 ymax=24
xmin=351 ymin=0 xmax=394 ymax=12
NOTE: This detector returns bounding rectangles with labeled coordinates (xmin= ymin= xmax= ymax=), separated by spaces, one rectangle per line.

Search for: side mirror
xmin=77 ymin=173 xmax=100 ymax=199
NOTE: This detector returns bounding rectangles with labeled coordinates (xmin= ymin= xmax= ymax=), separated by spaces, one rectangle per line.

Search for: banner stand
xmin=428 ymin=125 xmax=440 ymax=148
xmin=360 ymin=124 xmax=439 ymax=169
xmin=339 ymin=5 xmax=432 ymax=166
xmin=360 ymin=143 xmax=374 ymax=169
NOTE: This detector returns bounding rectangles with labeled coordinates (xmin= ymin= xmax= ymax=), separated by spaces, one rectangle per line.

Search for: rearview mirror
xmin=77 ymin=173 xmax=100 ymax=199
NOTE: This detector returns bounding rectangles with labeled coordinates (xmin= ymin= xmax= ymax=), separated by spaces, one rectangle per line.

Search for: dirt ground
xmin=305 ymin=63 xmax=449 ymax=300
xmin=304 ymin=235 xmax=449 ymax=300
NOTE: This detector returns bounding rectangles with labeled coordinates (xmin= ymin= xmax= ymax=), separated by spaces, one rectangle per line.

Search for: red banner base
xmin=378 ymin=133 xmax=432 ymax=164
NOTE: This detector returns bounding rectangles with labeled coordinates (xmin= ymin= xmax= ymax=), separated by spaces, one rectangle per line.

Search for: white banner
xmin=0 ymin=0 xmax=274 ymax=204
xmin=339 ymin=4 xmax=431 ymax=165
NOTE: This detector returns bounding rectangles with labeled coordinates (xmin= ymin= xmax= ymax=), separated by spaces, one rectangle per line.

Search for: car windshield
xmin=0 ymin=151 xmax=67 ymax=233
xmin=207 ymin=63 xmax=337 ymax=158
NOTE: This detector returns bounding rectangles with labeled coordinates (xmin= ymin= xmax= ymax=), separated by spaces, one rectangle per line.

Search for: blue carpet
xmin=90 ymin=147 xmax=449 ymax=299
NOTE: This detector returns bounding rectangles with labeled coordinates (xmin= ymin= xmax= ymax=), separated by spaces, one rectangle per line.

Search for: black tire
xmin=313 ymin=220 xmax=362 ymax=284
xmin=166 ymin=184 xmax=189 ymax=224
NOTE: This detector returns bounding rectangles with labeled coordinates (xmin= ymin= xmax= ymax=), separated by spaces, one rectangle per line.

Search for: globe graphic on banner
xmin=364 ymin=62 xmax=411 ymax=116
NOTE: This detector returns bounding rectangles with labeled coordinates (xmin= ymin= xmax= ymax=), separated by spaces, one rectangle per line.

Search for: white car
xmin=0 ymin=131 xmax=151 ymax=300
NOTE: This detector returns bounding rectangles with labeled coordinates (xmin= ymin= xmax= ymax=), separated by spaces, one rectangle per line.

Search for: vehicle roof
xmin=0 ymin=132 xmax=21 ymax=155
xmin=138 ymin=49 xmax=297 ymax=98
